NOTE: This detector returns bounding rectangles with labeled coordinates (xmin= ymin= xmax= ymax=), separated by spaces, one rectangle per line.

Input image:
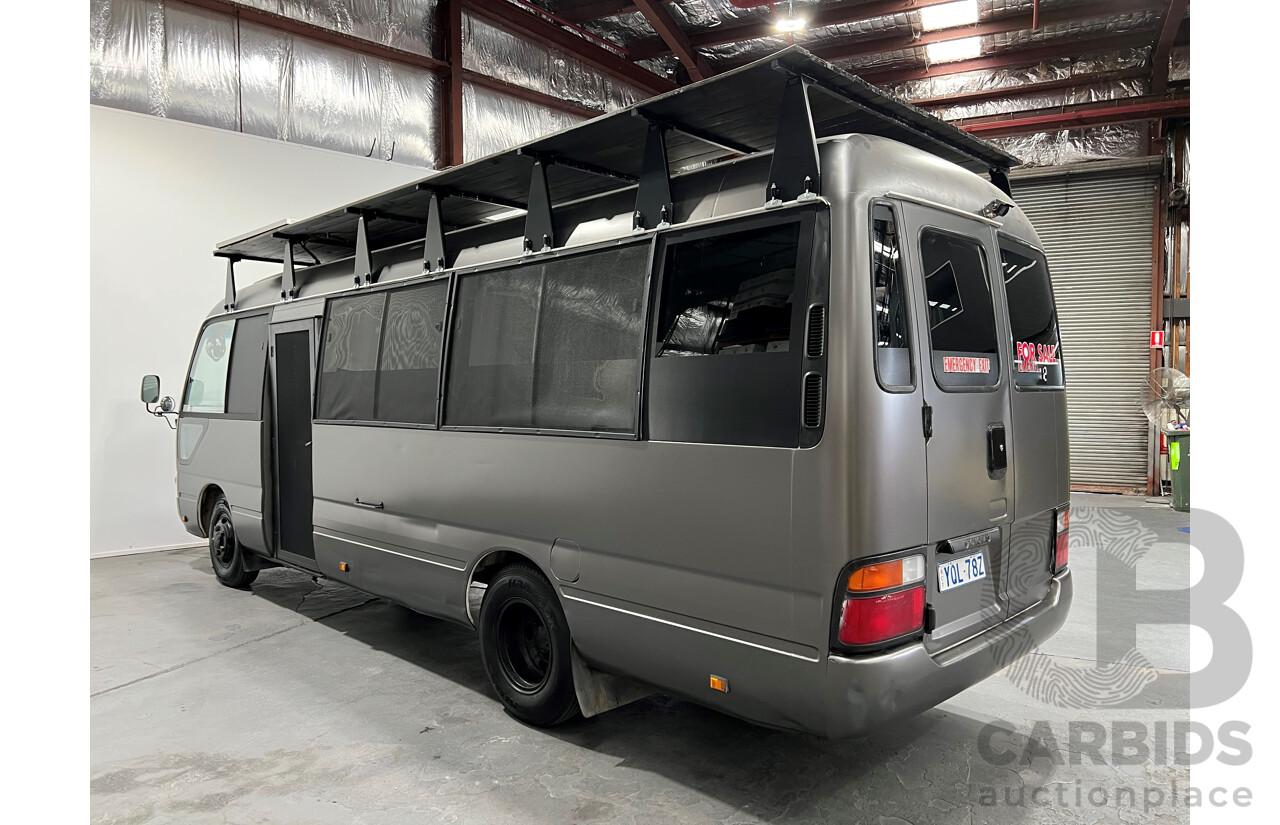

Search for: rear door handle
xmin=986 ymin=424 xmax=1007 ymax=477
xmin=354 ymin=498 xmax=384 ymax=510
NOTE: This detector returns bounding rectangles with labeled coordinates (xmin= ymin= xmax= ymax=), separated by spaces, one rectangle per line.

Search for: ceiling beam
xmin=860 ymin=30 xmax=1159 ymax=85
xmin=462 ymin=0 xmax=676 ymax=95
xmin=1151 ymin=0 xmax=1189 ymax=94
xmin=630 ymin=0 xmax=962 ymax=61
xmin=771 ymin=0 xmax=1165 ymax=70
xmin=176 ymin=0 xmax=449 ymax=73
xmin=911 ymin=68 xmax=1150 ymax=110
xmin=557 ymin=0 xmax=657 ymax=24
xmin=631 ymin=0 xmax=712 ymax=80
xmin=955 ymin=93 xmax=1190 ymax=137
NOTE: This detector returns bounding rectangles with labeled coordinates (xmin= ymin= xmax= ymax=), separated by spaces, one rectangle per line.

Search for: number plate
xmin=937 ymin=552 xmax=987 ymax=592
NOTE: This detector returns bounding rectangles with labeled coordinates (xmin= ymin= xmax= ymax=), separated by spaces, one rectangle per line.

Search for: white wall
xmin=91 ymin=107 xmax=425 ymax=555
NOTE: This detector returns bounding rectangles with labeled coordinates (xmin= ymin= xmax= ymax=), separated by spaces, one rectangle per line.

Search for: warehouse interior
xmin=89 ymin=1 xmax=1198 ymax=822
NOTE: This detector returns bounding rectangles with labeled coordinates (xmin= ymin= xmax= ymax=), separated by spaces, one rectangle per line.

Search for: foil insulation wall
xmin=990 ymin=125 xmax=1146 ymax=167
xmin=91 ymin=0 xmax=442 ymax=167
xmin=462 ymin=81 xmax=586 ymax=160
xmin=462 ymin=13 xmax=647 ymax=112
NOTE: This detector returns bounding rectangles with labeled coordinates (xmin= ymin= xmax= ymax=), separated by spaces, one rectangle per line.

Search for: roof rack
xmin=214 ymin=46 xmax=1019 ymax=308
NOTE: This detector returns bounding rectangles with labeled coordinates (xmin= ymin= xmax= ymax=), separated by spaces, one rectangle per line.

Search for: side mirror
xmin=141 ymin=375 xmax=160 ymax=404
xmin=159 ymin=396 xmax=176 ymax=413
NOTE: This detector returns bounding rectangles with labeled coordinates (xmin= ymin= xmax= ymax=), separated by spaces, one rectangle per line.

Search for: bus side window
xmin=871 ymin=204 xmax=913 ymax=389
xmin=445 ymin=244 xmax=649 ymax=434
xmin=317 ymin=293 xmax=384 ymax=421
xmin=377 ymin=281 xmax=448 ymax=425
xmin=225 ymin=314 xmax=269 ymax=417
xmin=649 ymin=221 xmax=804 ymax=447
xmin=183 ymin=319 xmax=235 ymax=414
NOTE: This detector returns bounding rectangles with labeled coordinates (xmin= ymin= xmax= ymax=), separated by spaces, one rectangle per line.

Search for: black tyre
xmin=478 ymin=563 xmax=580 ymax=727
xmin=208 ymin=496 xmax=259 ymax=589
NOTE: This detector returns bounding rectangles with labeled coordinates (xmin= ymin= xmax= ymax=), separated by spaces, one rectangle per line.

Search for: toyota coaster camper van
xmin=140 ymin=48 xmax=1071 ymax=738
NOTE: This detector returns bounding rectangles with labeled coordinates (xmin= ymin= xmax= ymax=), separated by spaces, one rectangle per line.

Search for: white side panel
xmin=90 ymin=107 xmax=421 ymax=555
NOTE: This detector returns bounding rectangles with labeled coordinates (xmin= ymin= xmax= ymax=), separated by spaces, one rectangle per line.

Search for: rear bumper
xmin=822 ymin=568 xmax=1072 ymax=738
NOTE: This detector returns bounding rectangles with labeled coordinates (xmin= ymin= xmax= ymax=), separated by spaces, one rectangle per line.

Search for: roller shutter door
xmin=1012 ymin=163 xmax=1157 ymax=489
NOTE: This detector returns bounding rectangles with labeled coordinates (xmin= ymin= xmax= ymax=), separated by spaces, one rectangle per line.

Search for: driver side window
xmin=183 ymin=320 xmax=234 ymax=414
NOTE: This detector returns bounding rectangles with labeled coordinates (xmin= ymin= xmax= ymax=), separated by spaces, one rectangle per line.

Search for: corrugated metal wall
xmin=1012 ymin=162 xmax=1158 ymax=489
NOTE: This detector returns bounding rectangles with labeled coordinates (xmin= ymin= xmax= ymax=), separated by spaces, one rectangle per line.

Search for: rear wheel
xmin=479 ymin=563 xmax=580 ymax=726
xmin=208 ymin=496 xmax=259 ymax=589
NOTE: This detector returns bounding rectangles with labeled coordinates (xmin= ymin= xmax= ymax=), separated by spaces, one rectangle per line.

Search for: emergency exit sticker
xmin=942 ymin=356 xmax=991 ymax=374
xmin=1151 ymin=330 xmax=1165 ymax=348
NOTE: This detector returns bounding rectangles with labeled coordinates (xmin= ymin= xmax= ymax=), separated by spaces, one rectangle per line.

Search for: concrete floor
xmin=92 ymin=494 xmax=1192 ymax=824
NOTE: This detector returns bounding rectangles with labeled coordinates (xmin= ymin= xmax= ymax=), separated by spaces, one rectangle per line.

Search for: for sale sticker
xmin=1016 ymin=342 xmax=1058 ymax=373
xmin=942 ymin=356 xmax=991 ymax=374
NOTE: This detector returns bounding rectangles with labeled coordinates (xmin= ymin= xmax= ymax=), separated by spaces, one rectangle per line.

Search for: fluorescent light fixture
xmin=775 ymin=15 xmax=806 ymax=33
xmin=920 ymin=0 xmax=979 ymax=32
xmin=481 ymin=207 xmax=527 ymax=222
xmin=925 ymin=35 xmax=982 ymax=64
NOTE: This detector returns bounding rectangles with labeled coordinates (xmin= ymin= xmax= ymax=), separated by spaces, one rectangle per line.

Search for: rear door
xmin=896 ymin=201 xmax=1012 ymax=652
xmin=999 ymin=235 xmax=1066 ymax=613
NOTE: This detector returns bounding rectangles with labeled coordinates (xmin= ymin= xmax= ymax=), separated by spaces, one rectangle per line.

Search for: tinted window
xmin=226 ymin=314 xmax=269 ymax=416
xmin=871 ymin=204 xmax=912 ymax=388
xmin=317 ymin=293 xmax=384 ymax=421
xmin=377 ymin=281 xmax=448 ymax=424
xmin=183 ymin=319 xmax=234 ymax=413
xmin=649 ymin=222 xmax=804 ymax=447
xmin=1000 ymin=237 xmax=1063 ymax=388
xmin=920 ymin=229 xmax=999 ymax=389
xmin=446 ymin=244 xmax=648 ymax=433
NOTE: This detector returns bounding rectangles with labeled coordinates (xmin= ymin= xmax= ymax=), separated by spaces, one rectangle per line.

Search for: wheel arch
xmin=196 ymin=484 xmax=226 ymax=537
xmin=465 ymin=547 xmax=549 ymax=627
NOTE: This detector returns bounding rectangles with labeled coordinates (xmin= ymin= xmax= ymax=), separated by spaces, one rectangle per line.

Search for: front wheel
xmin=208 ymin=496 xmax=259 ymax=589
xmin=478 ymin=563 xmax=580 ymax=727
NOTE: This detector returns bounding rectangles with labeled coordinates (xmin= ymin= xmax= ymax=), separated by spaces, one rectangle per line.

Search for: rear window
xmin=920 ymin=229 xmax=1000 ymax=389
xmin=1000 ymin=237 xmax=1063 ymax=389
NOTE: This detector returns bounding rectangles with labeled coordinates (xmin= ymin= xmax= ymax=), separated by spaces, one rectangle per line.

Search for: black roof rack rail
xmin=213 ymin=46 xmax=1018 ymax=304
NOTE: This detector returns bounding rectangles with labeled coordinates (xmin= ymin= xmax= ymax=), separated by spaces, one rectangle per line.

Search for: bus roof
xmin=214 ymin=46 xmax=1018 ymax=269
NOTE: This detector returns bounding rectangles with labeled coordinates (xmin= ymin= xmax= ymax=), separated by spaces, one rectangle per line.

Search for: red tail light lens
xmin=1054 ymin=506 xmax=1069 ymax=572
xmin=838 ymin=586 xmax=926 ymax=646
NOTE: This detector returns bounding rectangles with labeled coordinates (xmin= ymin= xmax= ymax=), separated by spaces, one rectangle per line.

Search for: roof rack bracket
xmin=989 ymin=168 xmax=1013 ymax=198
xmin=281 ymin=241 xmax=299 ymax=301
xmin=767 ymin=74 xmax=821 ymax=207
xmin=523 ymin=160 xmax=555 ymax=253
xmin=223 ymin=257 xmax=237 ymax=313
xmin=634 ymin=123 xmax=673 ymax=232
xmin=353 ymin=213 xmax=377 ymax=286
xmin=423 ymin=191 xmax=447 ymax=273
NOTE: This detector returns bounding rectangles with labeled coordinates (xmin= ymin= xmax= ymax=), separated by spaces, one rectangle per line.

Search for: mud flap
xmin=570 ymin=644 xmax=656 ymax=718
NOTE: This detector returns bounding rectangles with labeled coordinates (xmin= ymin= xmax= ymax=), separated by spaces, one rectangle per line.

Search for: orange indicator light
xmin=339 ymin=562 xmax=350 ymax=572
xmin=709 ymin=675 xmax=729 ymax=693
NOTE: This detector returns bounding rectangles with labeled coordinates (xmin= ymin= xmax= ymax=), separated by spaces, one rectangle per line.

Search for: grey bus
xmin=140 ymin=48 xmax=1071 ymax=738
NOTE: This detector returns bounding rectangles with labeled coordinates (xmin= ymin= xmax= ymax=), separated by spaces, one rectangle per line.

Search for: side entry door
xmin=270 ymin=318 xmax=318 ymax=568
xmin=896 ymin=201 xmax=1013 ymax=652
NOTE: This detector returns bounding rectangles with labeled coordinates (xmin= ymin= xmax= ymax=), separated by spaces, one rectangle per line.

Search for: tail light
xmin=1054 ymin=506 xmax=1070 ymax=572
xmin=837 ymin=554 xmax=926 ymax=648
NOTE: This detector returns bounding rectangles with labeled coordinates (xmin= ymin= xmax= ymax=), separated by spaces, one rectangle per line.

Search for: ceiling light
xmin=920 ymin=0 xmax=979 ymax=32
xmin=774 ymin=0 xmax=806 ymax=33
xmin=925 ymin=36 xmax=982 ymax=64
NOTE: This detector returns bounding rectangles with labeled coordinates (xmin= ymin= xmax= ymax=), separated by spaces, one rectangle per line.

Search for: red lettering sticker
xmin=1016 ymin=342 xmax=1058 ymax=372
xmin=943 ymin=356 xmax=991 ymax=374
